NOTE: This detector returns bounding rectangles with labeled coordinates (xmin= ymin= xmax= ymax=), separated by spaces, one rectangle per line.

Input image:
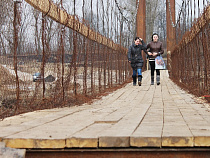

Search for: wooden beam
xmin=24 ymin=0 xmax=126 ymax=51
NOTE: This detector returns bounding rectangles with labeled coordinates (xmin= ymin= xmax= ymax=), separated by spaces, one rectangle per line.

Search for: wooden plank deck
xmin=0 ymin=70 xmax=210 ymax=149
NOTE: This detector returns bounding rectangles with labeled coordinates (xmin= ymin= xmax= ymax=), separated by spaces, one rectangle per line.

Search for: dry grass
xmin=0 ymin=56 xmax=129 ymax=119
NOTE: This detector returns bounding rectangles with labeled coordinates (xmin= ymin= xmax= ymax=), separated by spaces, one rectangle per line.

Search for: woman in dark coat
xmin=146 ymin=33 xmax=164 ymax=85
xmin=127 ymin=37 xmax=147 ymax=86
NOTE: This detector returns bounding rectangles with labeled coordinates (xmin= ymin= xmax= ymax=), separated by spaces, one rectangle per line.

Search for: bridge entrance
xmin=0 ymin=1 xmax=209 ymax=156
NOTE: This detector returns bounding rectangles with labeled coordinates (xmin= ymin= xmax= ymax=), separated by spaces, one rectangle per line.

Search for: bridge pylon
xmin=136 ymin=0 xmax=146 ymax=70
xmin=166 ymin=0 xmax=176 ymax=52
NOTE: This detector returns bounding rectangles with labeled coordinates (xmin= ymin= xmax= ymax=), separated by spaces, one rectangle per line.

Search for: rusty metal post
xmin=110 ymin=49 xmax=113 ymax=87
xmin=41 ymin=13 xmax=46 ymax=98
xmin=60 ymin=1 xmax=65 ymax=102
xmin=90 ymin=40 xmax=94 ymax=94
xmin=13 ymin=0 xmax=21 ymax=112
xmin=83 ymin=38 xmax=88 ymax=95
xmin=73 ymin=0 xmax=78 ymax=96
xmin=136 ymin=0 xmax=146 ymax=70
xmin=136 ymin=0 xmax=146 ymax=41
xmin=61 ymin=28 xmax=65 ymax=101
xmin=166 ymin=0 xmax=176 ymax=75
xmin=166 ymin=0 xmax=176 ymax=52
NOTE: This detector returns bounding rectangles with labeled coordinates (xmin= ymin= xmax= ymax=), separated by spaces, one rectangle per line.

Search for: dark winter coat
xmin=127 ymin=40 xmax=147 ymax=69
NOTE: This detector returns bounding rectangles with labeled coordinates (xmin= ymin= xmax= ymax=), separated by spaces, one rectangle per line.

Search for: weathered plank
xmin=161 ymin=79 xmax=194 ymax=147
xmin=1 ymin=71 xmax=210 ymax=149
xmin=99 ymin=84 xmax=154 ymax=147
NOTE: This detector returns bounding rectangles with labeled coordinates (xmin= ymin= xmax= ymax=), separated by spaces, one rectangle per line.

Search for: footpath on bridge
xmin=0 ymin=70 xmax=210 ymax=149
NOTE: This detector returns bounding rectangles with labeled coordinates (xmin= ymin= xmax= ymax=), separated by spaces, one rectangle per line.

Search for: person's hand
xmin=128 ymin=60 xmax=131 ymax=63
xmin=139 ymin=38 xmax=143 ymax=41
xmin=153 ymin=52 xmax=158 ymax=56
xmin=148 ymin=52 xmax=152 ymax=56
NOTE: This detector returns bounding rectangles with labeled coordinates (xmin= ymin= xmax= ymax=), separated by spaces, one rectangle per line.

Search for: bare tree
xmin=113 ymin=0 xmax=137 ymax=46
xmin=32 ymin=9 xmax=42 ymax=55
xmin=0 ymin=0 xmax=13 ymax=26
xmin=146 ymin=0 xmax=166 ymax=44
xmin=0 ymin=0 xmax=13 ymax=55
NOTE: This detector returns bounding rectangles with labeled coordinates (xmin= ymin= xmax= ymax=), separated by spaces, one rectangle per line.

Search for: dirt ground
xmin=0 ymin=65 xmax=16 ymax=86
xmin=0 ymin=56 xmax=128 ymax=119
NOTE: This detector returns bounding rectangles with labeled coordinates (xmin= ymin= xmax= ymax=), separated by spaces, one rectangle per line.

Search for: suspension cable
xmin=167 ymin=0 xmax=190 ymax=27
xmin=114 ymin=0 xmax=139 ymax=24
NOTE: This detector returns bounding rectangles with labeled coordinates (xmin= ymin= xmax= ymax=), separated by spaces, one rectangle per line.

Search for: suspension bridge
xmin=0 ymin=0 xmax=209 ymax=157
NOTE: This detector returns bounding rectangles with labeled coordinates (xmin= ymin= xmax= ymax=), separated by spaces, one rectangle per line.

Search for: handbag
xmin=155 ymin=55 xmax=166 ymax=69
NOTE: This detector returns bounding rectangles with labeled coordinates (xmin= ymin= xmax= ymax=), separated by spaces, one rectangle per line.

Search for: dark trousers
xmin=149 ymin=61 xmax=160 ymax=76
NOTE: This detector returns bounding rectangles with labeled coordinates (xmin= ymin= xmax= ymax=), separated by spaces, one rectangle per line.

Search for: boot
xmin=156 ymin=75 xmax=160 ymax=85
xmin=151 ymin=76 xmax=154 ymax=85
xmin=138 ymin=75 xmax=142 ymax=86
xmin=132 ymin=75 xmax=137 ymax=86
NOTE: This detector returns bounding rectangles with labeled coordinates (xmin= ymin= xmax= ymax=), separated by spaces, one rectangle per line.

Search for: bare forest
xmin=0 ymin=0 xmax=167 ymax=119
xmin=0 ymin=0 xmax=168 ymax=56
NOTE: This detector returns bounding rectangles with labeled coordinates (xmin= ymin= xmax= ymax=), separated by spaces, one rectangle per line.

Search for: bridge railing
xmin=0 ymin=0 xmax=133 ymax=119
xmin=169 ymin=5 xmax=210 ymax=97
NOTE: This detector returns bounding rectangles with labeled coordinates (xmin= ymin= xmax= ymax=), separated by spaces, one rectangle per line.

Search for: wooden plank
xmin=0 ymin=125 xmax=34 ymax=138
xmin=98 ymin=72 xmax=155 ymax=147
xmin=2 ymin=101 xmax=117 ymax=148
xmin=1 ymin=70 xmax=210 ymax=149
xmin=194 ymin=135 xmax=210 ymax=147
xmin=162 ymin=104 xmax=194 ymax=146
xmin=94 ymin=83 xmax=149 ymax=123
xmin=131 ymin=126 xmax=162 ymax=147
xmin=131 ymin=100 xmax=163 ymax=147
xmin=99 ymin=83 xmax=154 ymax=147
xmin=0 ymin=107 xmax=87 ymax=138
xmin=7 ymin=79 xmax=148 ymax=148
xmin=66 ymin=123 xmax=112 ymax=148
xmin=161 ymin=75 xmax=194 ymax=147
xmin=98 ymin=104 xmax=150 ymax=147
xmin=3 ymin=138 xmax=65 ymax=149
xmin=162 ymin=136 xmax=194 ymax=147
xmin=179 ymin=104 xmax=210 ymax=147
